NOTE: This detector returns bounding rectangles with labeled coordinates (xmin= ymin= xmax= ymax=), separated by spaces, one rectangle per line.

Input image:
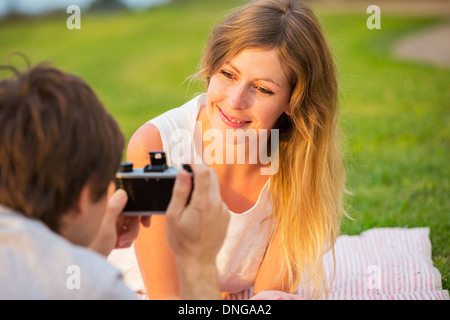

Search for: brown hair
xmin=197 ymin=0 xmax=346 ymax=298
xmin=0 ymin=62 xmax=125 ymax=232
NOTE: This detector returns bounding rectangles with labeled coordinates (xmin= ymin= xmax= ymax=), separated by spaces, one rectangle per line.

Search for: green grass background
xmin=0 ymin=0 xmax=448 ymax=291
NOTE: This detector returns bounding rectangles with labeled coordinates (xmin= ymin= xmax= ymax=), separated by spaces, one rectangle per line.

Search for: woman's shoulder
xmin=127 ymin=122 xmax=163 ymax=167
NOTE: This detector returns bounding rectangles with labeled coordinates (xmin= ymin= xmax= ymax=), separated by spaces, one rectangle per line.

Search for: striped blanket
xmin=109 ymin=227 xmax=449 ymax=300
xmin=222 ymin=228 xmax=448 ymax=300
xmin=321 ymin=227 xmax=448 ymax=300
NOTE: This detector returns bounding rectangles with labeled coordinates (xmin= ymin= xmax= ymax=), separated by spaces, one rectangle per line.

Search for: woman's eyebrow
xmin=225 ymin=62 xmax=282 ymax=88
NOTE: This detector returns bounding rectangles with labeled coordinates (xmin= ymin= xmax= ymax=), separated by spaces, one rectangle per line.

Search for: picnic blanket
xmin=108 ymin=227 xmax=449 ymax=300
xmin=321 ymin=227 xmax=448 ymax=300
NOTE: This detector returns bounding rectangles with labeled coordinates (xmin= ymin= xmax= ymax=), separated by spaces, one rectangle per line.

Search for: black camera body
xmin=115 ymin=151 xmax=193 ymax=215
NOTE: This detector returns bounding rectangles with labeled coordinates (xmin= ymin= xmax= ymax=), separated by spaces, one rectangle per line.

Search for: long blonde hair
xmin=197 ymin=0 xmax=346 ymax=298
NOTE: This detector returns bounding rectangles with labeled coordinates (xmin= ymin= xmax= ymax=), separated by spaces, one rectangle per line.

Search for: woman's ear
xmin=284 ymin=106 xmax=292 ymax=116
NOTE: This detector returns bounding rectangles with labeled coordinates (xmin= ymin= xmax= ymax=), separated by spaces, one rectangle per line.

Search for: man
xmin=0 ymin=63 xmax=229 ymax=299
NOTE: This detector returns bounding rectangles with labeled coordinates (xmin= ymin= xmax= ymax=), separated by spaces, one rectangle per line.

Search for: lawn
xmin=0 ymin=0 xmax=448 ymax=291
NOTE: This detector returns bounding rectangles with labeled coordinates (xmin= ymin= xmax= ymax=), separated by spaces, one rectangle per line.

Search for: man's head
xmin=0 ymin=63 xmax=125 ymax=243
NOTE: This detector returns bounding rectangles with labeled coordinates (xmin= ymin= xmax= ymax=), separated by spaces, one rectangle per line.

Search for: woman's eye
xmin=220 ymin=70 xmax=234 ymax=79
xmin=256 ymin=86 xmax=274 ymax=95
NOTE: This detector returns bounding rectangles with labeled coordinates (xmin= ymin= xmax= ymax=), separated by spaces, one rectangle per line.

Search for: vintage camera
xmin=115 ymin=151 xmax=193 ymax=215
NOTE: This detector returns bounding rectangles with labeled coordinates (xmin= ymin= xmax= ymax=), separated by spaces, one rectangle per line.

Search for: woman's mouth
xmin=218 ymin=106 xmax=251 ymax=128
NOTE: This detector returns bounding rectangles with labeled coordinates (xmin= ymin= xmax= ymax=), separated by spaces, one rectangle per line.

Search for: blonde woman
xmin=129 ymin=0 xmax=346 ymax=299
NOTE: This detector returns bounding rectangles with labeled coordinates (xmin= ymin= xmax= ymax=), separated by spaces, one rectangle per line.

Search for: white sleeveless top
xmin=149 ymin=94 xmax=275 ymax=294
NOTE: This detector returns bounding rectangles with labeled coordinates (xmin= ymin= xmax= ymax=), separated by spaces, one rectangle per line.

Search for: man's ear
xmin=58 ymin=183 xmax=93 ymax=244
xmin=71 ymin=184 xmax=92 ymax=217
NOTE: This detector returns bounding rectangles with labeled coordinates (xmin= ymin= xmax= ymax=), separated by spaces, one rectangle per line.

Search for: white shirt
xmin=0 ymin=206 xmax=137 ymax=299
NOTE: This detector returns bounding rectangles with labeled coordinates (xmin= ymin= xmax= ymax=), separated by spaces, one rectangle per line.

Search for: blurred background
xmin=0 ymin=0 xmax=448 ymax=291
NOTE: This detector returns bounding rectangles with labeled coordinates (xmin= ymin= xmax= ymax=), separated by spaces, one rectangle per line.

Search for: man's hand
xmin=166 ymin=163 xmax=230 ymax=299
xmin=89 ymin=187 xmax=151 ymax=257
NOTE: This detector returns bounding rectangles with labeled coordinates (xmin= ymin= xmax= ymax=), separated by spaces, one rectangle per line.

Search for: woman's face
xmin=205 ymin=48 xmax=292 ymax=136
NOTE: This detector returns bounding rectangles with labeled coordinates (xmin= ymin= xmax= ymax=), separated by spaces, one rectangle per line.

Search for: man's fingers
xmin=188 ymin=163 xmax=212 ymax=206
xmin=166 ymin=170 xmax=192 ymax=218
xmin=116 ymin=216 xmax=140 ymax=248
xmin=89 ymin=188 xmax=127 ymax=256
xmin=140 ymin=216 xmax=151 ymax=228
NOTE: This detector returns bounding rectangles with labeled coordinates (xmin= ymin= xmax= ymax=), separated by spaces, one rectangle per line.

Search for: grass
xmin=0 ymin=0 xmax=448 ymax=292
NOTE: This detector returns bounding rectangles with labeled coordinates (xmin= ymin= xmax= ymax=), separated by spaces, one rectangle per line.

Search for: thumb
xmin=166 ymin=170 xmax=192 ymax=218
xmin=106 ymin=189 xmax=128 ymax=218
xmin=89 ymin=189 xmax=127 ymax=256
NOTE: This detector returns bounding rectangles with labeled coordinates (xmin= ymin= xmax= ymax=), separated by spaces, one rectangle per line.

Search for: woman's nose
xmin=226 ymin=84 xmax=249 ymax=110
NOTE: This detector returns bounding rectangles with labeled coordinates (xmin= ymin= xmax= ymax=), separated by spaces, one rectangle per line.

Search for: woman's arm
xmin=128 ymin=123 xmax=181 ymax=299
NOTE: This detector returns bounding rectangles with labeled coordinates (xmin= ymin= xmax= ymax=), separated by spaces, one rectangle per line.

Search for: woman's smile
xmin=218 ymin=105 xmax=252 ymax=128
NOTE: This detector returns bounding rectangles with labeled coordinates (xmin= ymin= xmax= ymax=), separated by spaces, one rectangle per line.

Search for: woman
xmin=130 ymin=0 xmax=346 ymax=299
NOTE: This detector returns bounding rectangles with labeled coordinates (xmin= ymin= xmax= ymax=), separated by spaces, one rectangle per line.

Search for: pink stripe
xmin=410 ymin=229 xmax=424 ymax=293
xmin=410 ymin=230 xmax=421 ymax=293
xmin=355 ymin=235 xmax=364 ymax=296
xmin=373 ymin=229 xmax=387 ymax=295
xmin=359 ymin=234 xmax=367 ymax=296
xmin=408 ymin=229 xmax=420 ymax=293
xmin=391 ymin=229 xmax=404 ymax=295
xmin=343 ymin=237 xmax=350 ymax=297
